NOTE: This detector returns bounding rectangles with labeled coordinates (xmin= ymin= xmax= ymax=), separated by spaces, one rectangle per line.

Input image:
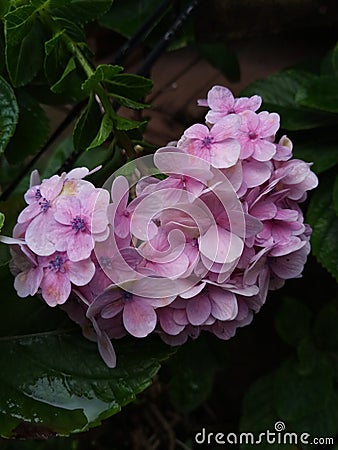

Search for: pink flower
xmin=198 ymin=85 xmax=261 ymax=124
xmin=88 ymin=287 xmax=174 ymax=338
xmin=39 ymin=252 xmax=95 ymax=306
xmin=272 ymin=159 xmax=318 ymax=201
xmin=50 ymin=188 xmax=109 ymax=262
xmin=177 ymin=115 xmax=241 ymax=168
xmin=238 ymin=111 xmax=280 ymax=161
xmin=108 ymin=176 xmax=131 ymax=239
xmin=18 ymin=174 xmax=66 ymax=256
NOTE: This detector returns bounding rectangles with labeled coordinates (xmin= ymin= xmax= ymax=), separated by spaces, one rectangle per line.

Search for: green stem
xmin=40 ymin=11 xmax=137 ymax=158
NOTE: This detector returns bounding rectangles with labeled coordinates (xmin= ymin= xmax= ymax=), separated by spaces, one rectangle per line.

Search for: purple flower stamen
xmin=39 ymin=198 xmax=51 ymax=213
xmin=35 ymin=189 xmax=42 ymax=201
xmin=48 ymin=255 xmax=65 ymax=273
xmin=201 ymin=135 xmax=214 ymax=149
xmin=248 ymin=131 xmax=257 ymax=140
xmin=71 ymin=216 xmax=86 ymax=233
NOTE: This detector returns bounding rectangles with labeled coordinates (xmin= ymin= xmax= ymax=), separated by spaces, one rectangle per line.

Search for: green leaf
xmin=0 ymin=0 xmax=10 ymax=17
xmin=333 ymin=174 xmax=338 ymax=216
xmin=274 ymin=357 xmax=333 ymax=422
xmin=5 ymin=5 xmax=46 ymax=86
xmin=106 ymin=73 xmax=153 ymax=101
xmin=198 ymin=43 xmax=240 ymax=82
xmin=320 ymin=43 xmax=338 ymax=76
xmin=50 ymin=57 xmax=76 ymax=93
xmin=167 ymin=338 xmax=218 ymax=413
xmin=275 ymin=297 xmax=312 ymax=348
xmin=0 ymin=75 xmax=19 ymax=154
xmin=81 ymin=64 xmax=124 ymax=93
xmin=0 ymin=265 xmax=174 ymax=438
xmin=87 ymin=113 xmax=113 ymax=150
xmin=290 ymin=389 xmax=338 ymax=440
xmin=296 ymin=74 xmax=338 ymax=113
xmin=48 ymin=0 xmax=113 ymax=24
xmin=99 ymin=0 xmax=160 ymax=38
xmin=242 ymin=70 xmax=336 ymax=130
xmin=307 ymin=174 xmax=338 ymax=281
xmin=115 ymin=115 xmax=147 ymax=131
xmin=108 ymin=93 xmax=150 ymax=110
xmin=314 ymin=301 xmax=338 ymax=352
xmin=44 ymin=31 xmax=86 ymax=101
xmin=5 ymin=90 xmax=49 ymax=164
xmin=73 ymin=95 xmax=103 ymax=151
xmin=240 ymin=373 xmax=291 ymax=450
xmin=294 ymin=140 xmax=338 ymax=174
xmin=0 ymin=212 xmax=4 ymax=231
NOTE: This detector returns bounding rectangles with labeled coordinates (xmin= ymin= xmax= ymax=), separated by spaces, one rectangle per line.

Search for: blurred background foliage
xmin=0 ymin=0 xmax=337 ymax=449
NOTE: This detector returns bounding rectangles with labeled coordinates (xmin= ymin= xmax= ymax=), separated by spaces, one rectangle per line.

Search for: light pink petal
xmin=40 ymin=174 xmax=64 ymax=200
xmin=154 ymin=146 xmax=213 ymax=182
xmin=25 ymin=212 xmax=56 ymax=256
xmin=207 ymin=85 xmax=234 ymax=112
xmin=184 ymin=123 xmax=210 ymax=140
xmin=239 ymin=139 xmax=255 ymax=159
xmin=40 ymin=271 xmax=71 ymax=306
xmin=111 ymin=176 xmax=129 ymax=206
xmin=123 ymin=301 xmax=157 ymax=337
xmin=199 ymin=225 xmax=243 ymax=264
xmin=146 ymin=253 xmax=190 ymax=278
xmin=211 ymin=321 xmax=238 ymax=340
xmin=29 ymin=170 xmax=41 ymax=188
xmin=67 ymin=232 xmax=94 ymax=262
xmin=242 ymin=160 xmax=271 ymax=187
xmin=66 ymin=167 xmax=92 ymax=179
xmin=269 ymin=246 xmax=308 ymax=279
xmin=210 ymin=139 xmax=240 ymax=168
xmin=54 ymin=197 xmax=81 ymax=225
xmin=157 ymin=309 xmax=185 ymax=335
xmin=258 ymin=111 xmax=280 ymax=137
xmin=234 ymin=95 xmax=262 ymax=112
xmin=209 ymin=287 xmax=238 ymax=320
xmin=67 ymin=259 xmax=95 ymax=285
xmin=89 ymin=189 xmax=109 ymax=234
xmin=0 ymin=235 xmax=25 ymax=245
xmin=241 ymin=110 xmax=260 ymax=133
xmin=14 ymin=267 xmax=43 ymax=297
xmin=96 ymin=331 xmax=117 ymax=368
xmin=186 ymin=294 xmax=211 ymax=325
xmin=197 ymin=98 xmax=208 ymax=107
xmin=101 ymin=301 xmax=124 ymax=318
xmin=250 ymin=201 xmax=277 ymax=220
xmin=173 ymin=308 xmax=189 ymax=325
xmin=252 ymin=140 xmax=276 ymax=162
xmin=180 ymin=281 xmax=206 ymax=299
xmin=211 ymin=114 xmax=241 ymax=140
xmin=114 ymin=213 xmax=131 ymax=239
xmin=17 ymin=202 xmax=41 ymax=224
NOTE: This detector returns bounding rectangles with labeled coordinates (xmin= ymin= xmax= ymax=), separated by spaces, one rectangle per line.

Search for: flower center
xmin=39 ymin=198 xmax=51 ymax=213
xmin=201 ymin=135 xmax=213 ymax=149
xmin=122 ymin=291 xmax=133 ymax=303
xmin=248 ymin=131 xmax=257 ymax=140
xmin=48 ymin=255 xmax=65 ymax=272
xmin=71 ymin=216 xmax=86 ymax=233
xmin=35 ymin=189 xmax=42 ymax=201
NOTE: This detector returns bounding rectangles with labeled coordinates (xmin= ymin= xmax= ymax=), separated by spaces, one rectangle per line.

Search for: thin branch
xmin=137 ymin=0 xmax=201 ymax=77
xmin=112 ymin=0 xmax=173 ymax=65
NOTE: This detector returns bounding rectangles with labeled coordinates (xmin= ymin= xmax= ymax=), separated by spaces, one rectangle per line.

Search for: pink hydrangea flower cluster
xmin=3 ymin=167 xmax=109 ymax=307
xmin=1 ymin=85 xmax=318 ymax=368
